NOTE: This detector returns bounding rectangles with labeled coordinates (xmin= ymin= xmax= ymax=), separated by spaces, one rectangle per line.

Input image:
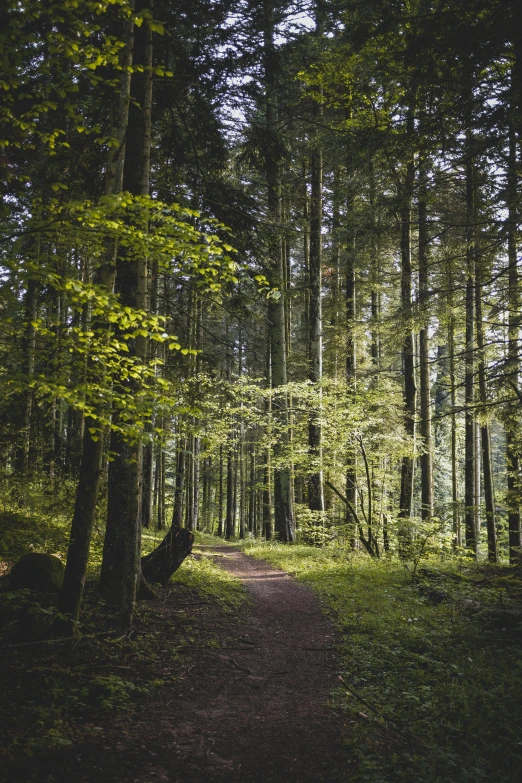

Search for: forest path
xmin=181 ymin=544 xmax=348 ymax=782
xmin=50 ymin=545 xmax=349 ymax=783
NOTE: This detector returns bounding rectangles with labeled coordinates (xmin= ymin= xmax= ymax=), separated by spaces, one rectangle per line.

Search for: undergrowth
xmin=0 ymin=509 xmax=244 ymax=779
xmin=239 ymin=540 xmax=522 ymax=783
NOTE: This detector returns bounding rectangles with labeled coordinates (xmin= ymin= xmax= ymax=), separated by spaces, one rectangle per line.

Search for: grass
xmin=238 ymin=540 xmax=522 ymax=783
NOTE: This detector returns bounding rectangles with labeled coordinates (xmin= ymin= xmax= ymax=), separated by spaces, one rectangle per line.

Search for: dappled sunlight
xmin=224 ymin=571 xmax=290 ymax=583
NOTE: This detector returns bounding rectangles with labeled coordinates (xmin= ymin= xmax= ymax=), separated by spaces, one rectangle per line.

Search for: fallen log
xmin=140 ymin=526 xmax=194 ymax=587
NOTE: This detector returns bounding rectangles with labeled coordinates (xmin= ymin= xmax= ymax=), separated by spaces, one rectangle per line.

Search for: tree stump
xmin=141 ymin=527 xmax=194 ymax=586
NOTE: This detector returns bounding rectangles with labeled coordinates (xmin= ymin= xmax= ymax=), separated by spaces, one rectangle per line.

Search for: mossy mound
xmin=9 ymin=552 xmax=65 ymax=592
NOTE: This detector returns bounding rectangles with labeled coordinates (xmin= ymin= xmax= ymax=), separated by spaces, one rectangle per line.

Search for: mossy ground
xmin=238 ymin=540 xmax=522 ymax=783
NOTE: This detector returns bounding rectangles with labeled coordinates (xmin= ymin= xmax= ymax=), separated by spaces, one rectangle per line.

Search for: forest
xmin=0 ymin=0 xmax=522 ymax=781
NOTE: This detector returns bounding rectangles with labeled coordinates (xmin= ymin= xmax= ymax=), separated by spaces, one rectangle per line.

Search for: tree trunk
xmin=141 ymin=438 xmax=154 ymax=529
xmin=464 ymin=135 xmax=477 ymax=555
xmin=475 ymin=257 xmax=497 ymax=561
xmin=369 ymin=161 xmax=380 ymax=367
xmin=418 ymin=158 xmax=433 ymax=520
xmin=308 ymin=121 xmax=324 ymax=513
xmin=332 ymin=165 xmax=342 ymax=377
xmin=172 ymin=429 xmax=186 ymax=529
xmin=218 ymin=444 xmax=224 ymax=537
xmin=264 ymin=1 xmax=294 ymax=542
xmin=506 ymin=100 xmax=521 ymax=563
xmin=186 ymin=433 xmax=194 ymax=531
xmin=448 ymin=291 xmax=460 ymax=547
xmin=101 ymin=3 xmax=153 ymax=624
xmin=398 ymin=119 xmax=416 ymax=530
xmin=16 ymin=278 xmax=37 ymax=474
xmin=141 ymin=526 xmax=194 ymax=586
xmin=345 ymin=183 xmax=357 ymax=538
xmin=225 ymin=438 xmax=235 ymax=540
xmin=56 ymin=16 xmax=133 ymax=633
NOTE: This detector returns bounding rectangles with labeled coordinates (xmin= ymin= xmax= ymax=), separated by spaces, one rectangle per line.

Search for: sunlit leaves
xmin=0 ymin=188 xmax=244 ymax=443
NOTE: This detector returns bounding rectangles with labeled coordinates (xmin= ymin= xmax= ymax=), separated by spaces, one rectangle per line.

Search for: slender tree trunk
xmin=142 ymin=438 xmax=154 ymax=529
xmin=345 ymin=174 xmax=357 ymax=539
xmin=448 ymin=299 xmax=460 ymax=547
xmin=172 ymin=431 xmax=186 ymax=529
xmin=308 ymin=109 xmax=324 ymax=513
xmin=332 ymin=165 xmax=342 ymax=377
xmin=186 ymin=433 xmax=194 ymax=531
xmin=248 ymin=446 xmax=256 ymax=534
xmin=398 ymin=114 xmax=416 ymax=531
xmin=418 ymin=158 xmax=433 ymax=520
xmin=218 ymin=444 xmax=224 ymax=537
xmin=101 ymin=3 xmax=153 ymax=624
xmin=156 ymin=442 xmax=165 ymax=530
xmin=263 ymin=332 xmax=274 ymax=540
xmin=202 ymin=456 xmax=211 ymax=532
xmin=464 ymin=135 xmax=477 ymax=555
xmin=15 ymin=278 xmax=38 ymax=473
xmin=475 ymin=260 xmax=497 ymax=561
xmin=262 ymin=461 xmax=273 ymax=540
xmin=264 ymin=0 xmax=294 ymax=542
xmin=506 ymin=100 xmax=521 ymax=563
xmin=303 ymin=157 xmax=310 ymax=403
xmin=369 ymin=161 xmax=380 ymax=366
xmin=225 ymin=438 xmax=235 ymax=540
xmin=142 ymin=258 xmax=159 ymax=529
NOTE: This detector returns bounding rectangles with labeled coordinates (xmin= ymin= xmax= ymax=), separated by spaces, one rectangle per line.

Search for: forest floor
xmin=0 ymin=542 xmax=349 ymax=783
xmin=2 ymin=517 xmax=522 ymax=783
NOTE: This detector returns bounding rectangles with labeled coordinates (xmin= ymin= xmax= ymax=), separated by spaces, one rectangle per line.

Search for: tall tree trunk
xmin=369 ymin=161 xmax=380 ymax=367
xmin=225 ymin=438 xmax=235 ymax=540
xmin=448 ymin=284 xmax=460 ymax=547
xmin=418 ymin=157 xmax=433 ymax=520
xmin=101 ymin=1 xmax=153 ymax=624
xmin=157 ymin=442 xmax=166 ymax=530
xmin=15 ymin=277 xmax=37 ymax=473
xmin=332 ymin=165 xmax=342 ymax=377
xmin=345 ymin=183 xmax=357 ymax=539
xmin=141 ymin=258 xmax=160 ymax=529
xmin=141 ymin=438 xmax=154 ymax=529
xmin=56 ymin=17 xmax=133 ymax=632
xmin=506 ymin=103 xmax=521 ymax=563
xmin=308 ymin=109 xmax=324 ymax=513
xmin=398 ymin=109 xmax=416 ymax=532
xmin=248 ymin=446 xmax=256 ymax=534
xmin=262 ymin=460 xmax=273 ymax=540
xmin=218 ymin=444 xmax=224 ymax=537
xmin=202 ymin=456 xmax=211 ymax=533
xmin=300 ymin=157 xmax=310 ymax=510
xmin=172 ymin=430 xmax=186 ymax=529
xmin=264 ymin=0 xmax=294 ymax=542
xmin=475 ymin=261 xmax=497 ymax=562
xmin=464 ymin=133 xmax=477 ymax=555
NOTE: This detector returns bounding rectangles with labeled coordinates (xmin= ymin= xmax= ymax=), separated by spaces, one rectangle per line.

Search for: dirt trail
xmin=39 ymin=546 xmax=348 ymax=783
xmin=184 ymin=545 xmax=348 ymax=782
